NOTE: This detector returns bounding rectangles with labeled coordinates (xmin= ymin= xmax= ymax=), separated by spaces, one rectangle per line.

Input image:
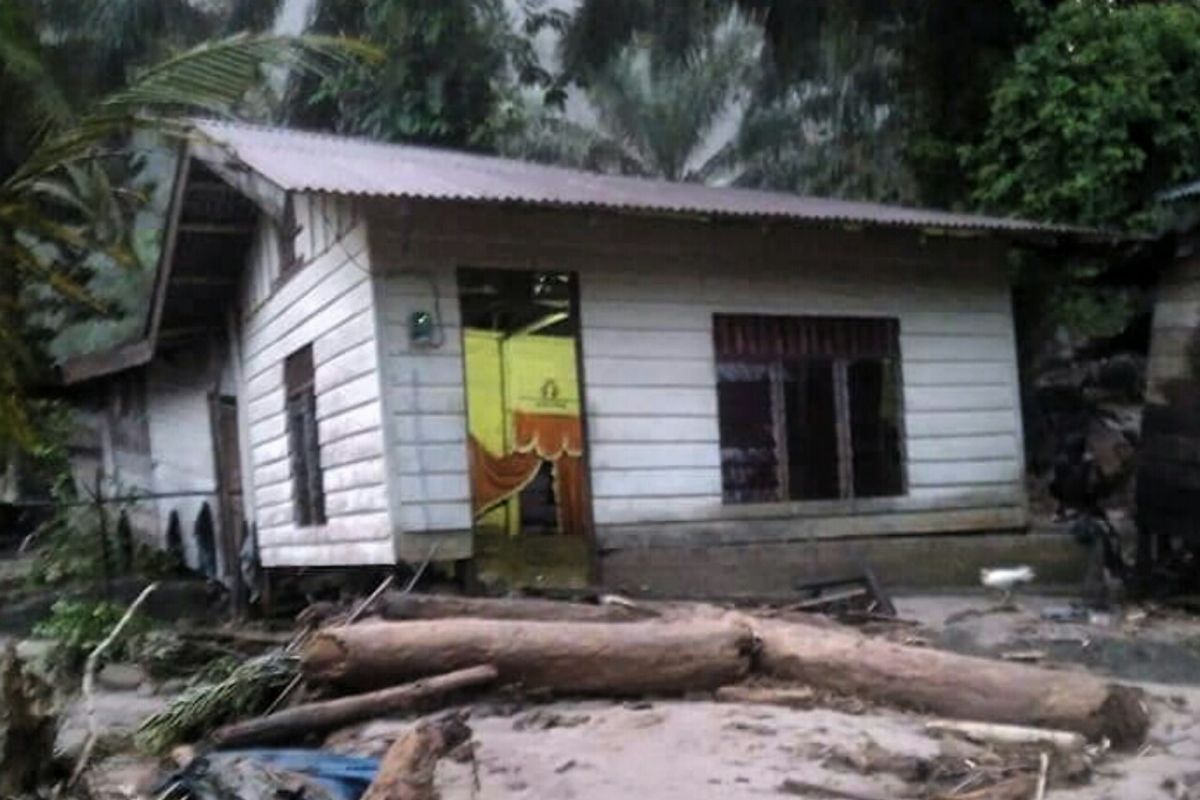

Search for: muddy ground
xmin=79 ymin=593 xmax=1200 ymax=799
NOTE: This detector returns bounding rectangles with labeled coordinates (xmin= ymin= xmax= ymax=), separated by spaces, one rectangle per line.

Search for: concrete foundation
xmin=599 ymin=527 xmax=1088 ymax=598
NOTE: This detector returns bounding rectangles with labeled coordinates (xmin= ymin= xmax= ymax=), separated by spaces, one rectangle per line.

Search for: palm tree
xmin=715 ymin=18 xmax=916 ymax=203
xmin=0 ymin=32 xmax=369 ymax=451
xmin=500 ymin=11 xmax=762 ymax=182
xmin=535 ymin=0 xmax=914 ymax=200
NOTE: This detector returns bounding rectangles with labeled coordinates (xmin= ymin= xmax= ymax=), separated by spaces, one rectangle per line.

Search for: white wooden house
xmin=62 ymin=121 xmax=1108 ymax=594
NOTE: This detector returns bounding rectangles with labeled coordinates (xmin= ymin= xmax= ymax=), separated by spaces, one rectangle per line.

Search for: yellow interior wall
xmin=463 ymin=330 xmax=506 ymax=453
xmin=463 ymin=328 xmax=581 ymax=535
xmin=503 ymin=334 xmax=581 ymax=418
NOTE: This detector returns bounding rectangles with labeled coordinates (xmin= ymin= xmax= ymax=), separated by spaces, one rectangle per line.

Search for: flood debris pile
xmin=32 ymin=590 xmax=1165 ymax=799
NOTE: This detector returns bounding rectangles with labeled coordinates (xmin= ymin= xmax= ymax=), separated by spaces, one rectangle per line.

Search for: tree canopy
xmin=970 ymin=0 xmax=1200 ymax=231
xmin=4 ymin=0 xmax=1200 ymax=457
xmin=292 ymin=0 xmax=563 ymax=149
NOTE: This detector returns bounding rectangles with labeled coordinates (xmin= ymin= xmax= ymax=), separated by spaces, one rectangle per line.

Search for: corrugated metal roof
xmin=191 ymin=119 xmax=1104 ymax=239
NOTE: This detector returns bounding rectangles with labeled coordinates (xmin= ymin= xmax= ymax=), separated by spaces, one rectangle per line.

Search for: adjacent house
xmin=1138 ymin=183 xmax=1200 ymax=572
xmin=61 ymin=121 xmax=1107 ymax=595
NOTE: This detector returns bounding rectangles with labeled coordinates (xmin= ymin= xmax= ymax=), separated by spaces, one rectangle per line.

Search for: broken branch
xmin=67 ymin=581 xmax=159 ymax=789
xmin=211 ymin=665 xmax=497 ymax=748
xmin=924 ymin=720 xmax=1086 ymax=752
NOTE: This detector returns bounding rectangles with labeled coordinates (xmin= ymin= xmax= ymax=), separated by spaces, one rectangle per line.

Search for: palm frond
xmin=9 ymin=34 xmax=379 ymax=188
xmin=102 ymin=34 xmax=373 ymax=116
xmin=0 ymin=33 xmax=376 ymax=455
xmin=135 ymin=651 xmax=297 ymax=754
xmin=589 ymin=10 xmax=762 ymax=181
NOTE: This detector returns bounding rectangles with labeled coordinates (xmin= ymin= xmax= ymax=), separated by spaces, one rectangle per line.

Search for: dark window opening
xmin=285 ymin=345 xmax=326 ymax=526
xmin=714 ymin=315 xmax=904 ymax=504
xmin=519 ymin=461 xmax=559 ymax=535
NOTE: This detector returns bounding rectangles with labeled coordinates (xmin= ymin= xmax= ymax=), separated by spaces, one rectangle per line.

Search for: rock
xmin=97 ymin=663 xmax=148 ymax=692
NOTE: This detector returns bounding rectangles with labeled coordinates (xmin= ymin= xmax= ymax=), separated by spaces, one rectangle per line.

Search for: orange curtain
xmin=553 ymin=456 xmax=587 ymax=537
xmin=467 ymin=435 xmax=542 ymax=516
xmin=512 ymin=412 xmax=584 ymax=459
xmin=470 ymin=412 xmax=588 ymax=535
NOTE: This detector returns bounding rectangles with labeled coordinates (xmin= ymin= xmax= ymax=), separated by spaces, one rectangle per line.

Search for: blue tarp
xmin=165 ymin=749 xmax=381 ymax=800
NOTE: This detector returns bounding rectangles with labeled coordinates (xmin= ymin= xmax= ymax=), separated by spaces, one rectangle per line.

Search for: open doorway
xmin=458 ymin=267 xmax=592 ymax=588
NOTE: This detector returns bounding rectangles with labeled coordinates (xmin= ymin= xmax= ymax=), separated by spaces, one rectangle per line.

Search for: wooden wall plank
xmin=236 ymin=196 xmax=394 ymax=566
xmin=368 ymin=201 xmax=1026 ymax=545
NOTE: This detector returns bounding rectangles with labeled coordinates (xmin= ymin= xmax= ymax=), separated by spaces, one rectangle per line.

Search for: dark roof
xmin=192 ymin=119 xmax=1112 ymax=241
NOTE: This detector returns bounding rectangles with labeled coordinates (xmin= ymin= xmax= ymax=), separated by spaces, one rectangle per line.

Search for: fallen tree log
xmin=303 ymin=618 xmax=752 ymax=695
xmin=752 ymin=618 xmax=1149 ymax=749
xmin=378 ymin=592 xmax=658 ymax=623
xmin=211 ymin=665 xmax=498 ymax=749
xmin=361 ymin=714 xmax=472 ymax=800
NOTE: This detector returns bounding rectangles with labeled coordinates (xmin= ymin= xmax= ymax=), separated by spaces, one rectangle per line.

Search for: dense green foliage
xmin=295 ymin=0 xmax=562 ymax=149
xmin=970 ymin=1 xmax=1200 ymax=231
xmin=32 ymin=598 xmax=152 ymax=669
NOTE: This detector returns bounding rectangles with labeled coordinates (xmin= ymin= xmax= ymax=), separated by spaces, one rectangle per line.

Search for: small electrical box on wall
xmin=409 ymin=310 xmax=438 ymax=346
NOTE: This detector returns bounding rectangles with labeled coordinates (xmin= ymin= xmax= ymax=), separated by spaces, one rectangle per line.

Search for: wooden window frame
xmin=714 ymin=314 xmax=906 ymax=505
xmin=285 ymin=345 xmax=326 ymax=527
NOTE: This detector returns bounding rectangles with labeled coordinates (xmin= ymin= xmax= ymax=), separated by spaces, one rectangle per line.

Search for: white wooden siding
xmin=239 ymin=194 xmax=395 ymax=567
xmin=368 ymin=202 xmax=1028 ymax=550
xmin=373 ymin=266 xmax=473 ymax=544
xmin=145 ymin=357 xmax=219 ymax=571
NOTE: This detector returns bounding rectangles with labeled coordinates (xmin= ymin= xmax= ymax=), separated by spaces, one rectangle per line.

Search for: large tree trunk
xmin=379 ymin=592 xmax=657 ymax=623
xmin=303 ymin=619 xmax=753 ymax=695
xmin=753 ymin=618 xmax=1149 ymax=749
xmin=211 ymin=665 xmax=497 ymax=749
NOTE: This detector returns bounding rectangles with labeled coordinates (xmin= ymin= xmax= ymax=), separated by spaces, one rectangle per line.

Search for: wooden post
xmin=94 ymin=468 xmax=112 ymax=600
xmin=209 ymin=392 xmax=247 ymax=618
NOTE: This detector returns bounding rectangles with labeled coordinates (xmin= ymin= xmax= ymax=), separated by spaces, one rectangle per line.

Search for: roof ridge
xmin=191 ymin=118 xmax=976 ymax=215
xmin=188 ymin=119 xmax=1119 ymax=241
